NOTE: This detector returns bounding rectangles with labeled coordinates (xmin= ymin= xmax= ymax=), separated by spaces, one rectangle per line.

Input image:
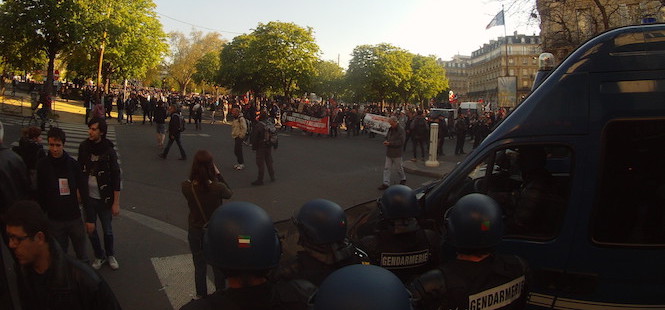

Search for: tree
xmin=218 ymin=34 xmax=264 ymax=94
xmin=192 ymin=51 xmax=221 ymax=93
xmin=218 ymin=21 xmax=320 ymax=97
xmin=346 ymin=44 xmax=412 ymax=104
xmin=410 ymin=55 xmax=448 ymax=106
xmin=65 ymin=0 xmax=167 ymax=89
xmin=167 ymin=30 xmax=224 ymax=94
xmin=251 ymin=22 xmax=319 ymax=97
xmin=0 ymin=0 xmax=86 ymax=92
xmin=303 ymin=60 xmax=345 ymax=100
xmin=535 ymin=0 xmax=664 ymax=60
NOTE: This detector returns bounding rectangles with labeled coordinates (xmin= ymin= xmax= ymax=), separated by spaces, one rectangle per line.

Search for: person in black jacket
xmin=36 ymin=127 xmax=89 ymax=263
xmin=12 ymin=126 xmax=46 ymax=197
xmin=78 ymin=118 xmax=123 ymax=270
xmin=5 ymin=200 xmax=121 ymax=310
xmin=250 ymin=111 xmax=274 ymax=186
xmin=159 ymin=105 xmax=187 ymax=160
xmin=0 ymin=120 xmax=29 ymax=223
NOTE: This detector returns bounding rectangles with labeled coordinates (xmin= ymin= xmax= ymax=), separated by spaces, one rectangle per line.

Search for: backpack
xmin=175 ymin=113 xmax=185 ymax=132
xmin=263 ymin=120 xmax=278 ymax=148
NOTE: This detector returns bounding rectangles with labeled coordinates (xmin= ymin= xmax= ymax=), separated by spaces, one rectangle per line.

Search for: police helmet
xmin=204 ymin=201 xmax=281 ymax=270
xmin=294 ymin=199 xmax=347 ymax=245
xmin=444 ymin=193 xmax=504 ymax=249
xmin=379 ymin=185 xmax=419 ymax=219
xmin=312 ymin=264 xmax=413 ymax=310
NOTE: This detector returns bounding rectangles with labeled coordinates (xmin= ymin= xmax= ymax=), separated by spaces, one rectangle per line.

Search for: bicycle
xmin=22 ymin=108 xmax=59 ymax=129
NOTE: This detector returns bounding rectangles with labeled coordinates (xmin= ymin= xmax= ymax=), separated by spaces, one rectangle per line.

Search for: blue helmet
xmin=444 ymin=193 xmax=504 ymax=249
xmin=294 ymin=199 xmax=347 ymax=245
xmin=204 ymin=202 xmax=281 ymax=270
xmin=379 ymin=185 xmax=419 ymax=219
xmin=312 ymin=264 xmax=413 ymax=310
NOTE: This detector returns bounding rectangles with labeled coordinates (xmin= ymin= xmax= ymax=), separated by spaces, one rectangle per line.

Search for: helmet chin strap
xmin=302 ymin=240 xmax=354 ymax=265
xmin=390 ymin=218 xmax=420 ymax=234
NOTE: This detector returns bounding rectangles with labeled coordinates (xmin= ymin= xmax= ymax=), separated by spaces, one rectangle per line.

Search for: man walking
xmin=159 ymin=105 xmax=187 ymax=160
xmin=230 ymin=108 xmax=247 ymax=170
xmin=378 ymin=116 xmax=406 ymax=190
xmin=36 ymin=127 xmax=89 ymax=263
xmin=78 ymin=118 xmax=122 ymax=270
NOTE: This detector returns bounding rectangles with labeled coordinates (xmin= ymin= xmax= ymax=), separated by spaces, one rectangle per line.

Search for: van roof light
xmin=538 ymin=53 xmax=555 ymax=71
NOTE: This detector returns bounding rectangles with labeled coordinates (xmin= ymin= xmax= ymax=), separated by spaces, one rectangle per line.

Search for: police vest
xmin=440 ymin=255 xmax=529 ymax=310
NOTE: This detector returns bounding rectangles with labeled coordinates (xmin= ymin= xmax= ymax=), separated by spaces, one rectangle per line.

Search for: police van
xmin=347 ymin=24 xmax=665 ymax=309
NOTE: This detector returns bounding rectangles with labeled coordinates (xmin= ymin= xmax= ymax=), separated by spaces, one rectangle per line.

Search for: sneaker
xmin=108 ymin=256 xmax=119 ymax=270
xmin=377 ymin=184 xmax=389 ymax=190
xmin=92 ymin=258 xmax=106 ymax=270
xmin=237 ymin=164 xmax=245 ymax=170
xmin=251 ymin=180 xmax=264 ymax=186
xmin=233 ymin=164 xmax=239 ymax=169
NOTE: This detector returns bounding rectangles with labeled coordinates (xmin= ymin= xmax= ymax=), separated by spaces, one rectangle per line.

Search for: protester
xmin=159 ymin=105 xmax=187 ymax=160
xmin=12 ymin=126 xmax=46 ymax=196
xmin=78 ymin=118 xmax=122 ymax=270
xmin=0 ymin=120 xmax=30 ymax=223
xmin=181 ymin=150 xmax=232 ymax=299
xmin=250 ymin=111 xmax=275 ymax=185
xmin=36 ymin=127 xmax=90 ymax=263
xmin=378 ymin=116 xmax=406 ymax=190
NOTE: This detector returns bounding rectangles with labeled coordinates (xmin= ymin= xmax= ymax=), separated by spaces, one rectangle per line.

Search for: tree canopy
xmin=218 ymin=21 xmax=319 ymax=97
xmin=167 ymin=30 xmax=224 ymax=94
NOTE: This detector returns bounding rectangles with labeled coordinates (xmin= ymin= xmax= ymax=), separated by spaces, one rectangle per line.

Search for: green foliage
xmin=167 ymin=30 xmax=224 ymax=94
xmin=302 ymin=60 xmax=345 ymax=99
xmin=0 ymin=0 xmax=86 ymax=88
xmin=346 ymin=44 xmax=448 ymax=106
xmin=65 ymin=0 xmax=167 ymax=84
xmin=193 ymin=51 xmax=221 ymax=86
xmin=347 ymin=44 xmax=412 ymax=103
xmin=218 ymin=21 xmax=320 ymax=97
xmin=410 ymin=55 xmax=448 ymax=106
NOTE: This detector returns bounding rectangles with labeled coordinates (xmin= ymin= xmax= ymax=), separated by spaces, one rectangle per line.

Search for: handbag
xmin=191 ymin=181 xmax=209 ymax=230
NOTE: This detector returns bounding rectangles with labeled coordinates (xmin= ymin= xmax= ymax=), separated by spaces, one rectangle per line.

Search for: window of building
xmin=522 ymin=57 xmax=528 ymax=65
xmin=441 ymin=145 xmax=573 ymax=240
xmin=509 ymin=69 xmax=515 ymax=76
xmin=592 ymin=119 xmax=665 ymax=246
xmin=522 ymin=79 xmax=529 ymax=88
xmin=522 ymin=69 xmax=528 ymax=76
xmin=508 ymin=58 xmax=514 ymax=65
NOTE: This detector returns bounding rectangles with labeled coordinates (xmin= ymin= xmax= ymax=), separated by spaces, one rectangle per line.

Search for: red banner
xmin=283 ymin=112 xmax=330 ymax=135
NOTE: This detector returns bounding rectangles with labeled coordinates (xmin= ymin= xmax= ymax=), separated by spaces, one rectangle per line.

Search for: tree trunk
xmin=591 ymin=0 xmax=610 ymax=30
xmin=46 ymin=50 xmax=56 ymax=95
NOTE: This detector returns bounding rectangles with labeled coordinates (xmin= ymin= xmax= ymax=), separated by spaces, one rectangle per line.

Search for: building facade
xmin=466 ymin=32 xmax=542 ymax=109
xmin=440 ymin=55 xmax=470 ymax=102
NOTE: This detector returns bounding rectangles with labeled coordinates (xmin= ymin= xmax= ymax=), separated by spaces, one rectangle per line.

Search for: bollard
xmin=426 ymin=122 xmax=440 ymax=167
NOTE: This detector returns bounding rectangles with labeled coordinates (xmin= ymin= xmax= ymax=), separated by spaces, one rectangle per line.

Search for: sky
xmin=153 ymin=0 xmax=540 ymax=69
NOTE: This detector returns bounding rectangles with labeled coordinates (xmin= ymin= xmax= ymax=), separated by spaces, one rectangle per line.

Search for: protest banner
xmin=363 ymin=113 xmax=391 ymax=136
xmin=283 ymin=111 xmax=330 ymax=135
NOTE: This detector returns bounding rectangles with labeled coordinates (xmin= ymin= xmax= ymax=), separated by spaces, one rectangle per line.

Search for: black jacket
xmin=78 ymin=139 xmax=121 ymax=208
xmin=36 ymin=152 xmax=89 ymax=221
xmin=17 ymin=239 xmax=122 ymax=310
xmin=0 ymin=145 xmax=29 ymax=214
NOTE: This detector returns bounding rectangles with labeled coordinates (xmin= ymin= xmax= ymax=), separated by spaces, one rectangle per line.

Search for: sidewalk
xmin=0 ymin=91 xmax=88 ymax=124
xmin=402 ymin=138 xmax=474 ymax=179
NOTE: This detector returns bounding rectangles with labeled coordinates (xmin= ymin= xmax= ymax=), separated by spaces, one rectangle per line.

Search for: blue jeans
xmin=188 ymin=227 xmax=225 ymax=296
xmin=86 ymin=198 xmax=114 ymax=259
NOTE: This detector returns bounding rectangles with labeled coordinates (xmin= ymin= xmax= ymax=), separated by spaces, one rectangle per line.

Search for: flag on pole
xmin=486 ymin=10 xmax=505 ymax=29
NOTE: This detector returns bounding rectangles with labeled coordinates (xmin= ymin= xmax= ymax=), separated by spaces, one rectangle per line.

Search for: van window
xmin=592 ymin=119 xmax=665 ymax=246
xmin=444 ymin=145 xmax=573 ymax=240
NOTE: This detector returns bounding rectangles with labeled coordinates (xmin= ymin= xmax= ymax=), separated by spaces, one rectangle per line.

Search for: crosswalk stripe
xmin=2 ymin=114 xmax=120 ymax=160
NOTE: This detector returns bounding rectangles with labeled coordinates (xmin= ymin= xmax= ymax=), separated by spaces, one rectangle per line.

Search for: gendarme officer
xmin=409 ymin=193 xmax=531 ymax=310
